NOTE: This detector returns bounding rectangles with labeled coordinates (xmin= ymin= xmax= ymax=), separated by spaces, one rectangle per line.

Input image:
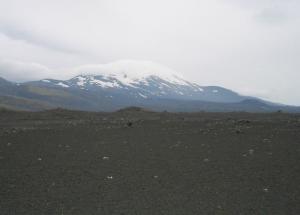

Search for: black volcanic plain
xmin=0 ymin=108 xmax=300 ymax=214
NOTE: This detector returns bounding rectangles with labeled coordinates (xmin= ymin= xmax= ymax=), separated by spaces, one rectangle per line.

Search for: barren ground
xmin=0 ymin=109 xmax=300 ymax=214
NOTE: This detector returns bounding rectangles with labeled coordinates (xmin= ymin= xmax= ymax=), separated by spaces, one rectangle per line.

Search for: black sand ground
xmin=0 ymin=109 xmax=300 ymax=214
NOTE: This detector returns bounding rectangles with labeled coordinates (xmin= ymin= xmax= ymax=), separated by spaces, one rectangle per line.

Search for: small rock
xmin=107 ymin=176 xmax=113 ymax=180
xmin=37 ymin=157 xmax=42 ymax=161
xmin=203 ymin=158 xmax=209 ymax=162
xmin=102 ymin=156 xmax=110 ymax=160
xmin=249 ymin=149 xmax=254 ymax=155
xmin=235 ymin=129 xmax=242 ymax=134
xmin=237 ymin=119 xmax=251 ymax=124
xmin=7 ymin=142 xmax=12 ymax=146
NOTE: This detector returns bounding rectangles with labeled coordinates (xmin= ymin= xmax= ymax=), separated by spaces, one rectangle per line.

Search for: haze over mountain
xmin=0 ymin=60 xmax=299 ymax=112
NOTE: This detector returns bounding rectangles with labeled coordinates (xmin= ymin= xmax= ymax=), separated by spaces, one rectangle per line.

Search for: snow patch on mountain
xmin=56 ymin=82 xmax=69 ymax=88
xmin=89 ymin=77 xmax=121 ymax=88
xmin=76 ymin=76 xmax=87 ymax=87
xmin=138 ymin=93 xmax=148 ymax=99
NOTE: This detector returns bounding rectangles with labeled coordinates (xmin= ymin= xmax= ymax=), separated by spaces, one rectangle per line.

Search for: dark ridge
xmin=117 ymin=106 xmax=151 ymax=113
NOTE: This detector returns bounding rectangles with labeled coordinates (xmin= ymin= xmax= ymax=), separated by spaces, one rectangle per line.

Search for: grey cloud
xmin=0 ymin=58 xmax=86 ymax=82
xmin=0 ymin=23 xmax=80 ymax=54
xmin=223 ymin=0 xmax=298 ymax=24
xmin=256 ymin=7 xmax=287 ymax=24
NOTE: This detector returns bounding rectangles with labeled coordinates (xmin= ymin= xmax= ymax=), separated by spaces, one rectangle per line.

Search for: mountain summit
xmin=71 ymin=60 xmax=188 ymax=86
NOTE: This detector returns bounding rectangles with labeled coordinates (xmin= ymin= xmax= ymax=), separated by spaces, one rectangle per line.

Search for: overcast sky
xmin=0 ymin=0 xmax=299 ymax=105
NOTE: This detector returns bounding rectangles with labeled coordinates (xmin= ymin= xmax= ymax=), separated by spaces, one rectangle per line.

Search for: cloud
xmin=256 ymin=9 xmax=287 ymax=25
xmin=0 ymin=58 xmax=53 ymax=82
xmin=221 ymin=0 xmax=299 ymax=25
xmin=0 ymin=23 xmax=81 ymax=54
xmin=0 ymin=58 xmax=183 ymax=82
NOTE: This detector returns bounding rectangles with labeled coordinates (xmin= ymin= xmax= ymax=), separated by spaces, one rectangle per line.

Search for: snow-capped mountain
xmin=0 ymin=60 xmax=298 ymax=112
xmin=31 ymin=60 xmax=243 ymax=103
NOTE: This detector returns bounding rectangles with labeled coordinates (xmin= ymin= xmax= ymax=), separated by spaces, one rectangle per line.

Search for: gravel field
xmin=0 ymin=109 xmax=300 ymax=214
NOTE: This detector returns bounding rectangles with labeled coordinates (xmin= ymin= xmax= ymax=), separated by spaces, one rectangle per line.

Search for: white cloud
xmin=0 ymin=58 xmax=52 ymax=82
